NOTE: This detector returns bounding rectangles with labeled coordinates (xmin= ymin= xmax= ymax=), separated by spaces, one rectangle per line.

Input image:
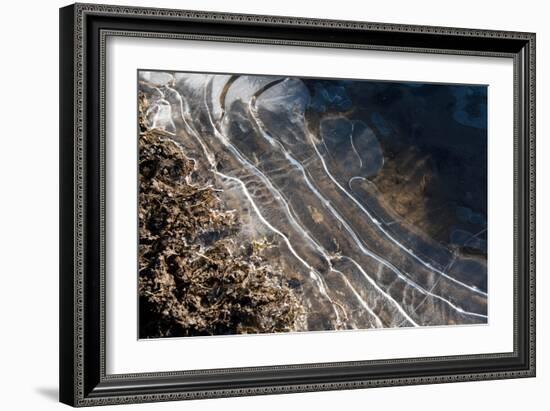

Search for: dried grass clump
xmin=138 ymin=128 xmax=305 ymax=338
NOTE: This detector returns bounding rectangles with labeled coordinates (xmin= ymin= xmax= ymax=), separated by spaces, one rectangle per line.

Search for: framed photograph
xmin=59 ymin=3 xmax=536 ymax=407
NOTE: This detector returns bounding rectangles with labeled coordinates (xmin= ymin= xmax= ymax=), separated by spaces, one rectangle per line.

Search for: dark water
xmin=138 ymin=70 xmax=488 ymax=333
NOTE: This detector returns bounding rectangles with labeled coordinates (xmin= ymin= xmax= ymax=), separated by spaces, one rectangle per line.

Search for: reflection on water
xmin=138 ymin=71 xmax=488 ymax=337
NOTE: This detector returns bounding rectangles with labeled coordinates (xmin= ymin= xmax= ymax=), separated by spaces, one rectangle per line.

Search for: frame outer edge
xmin=527 ymin=33 xmax=536 ymax=376
xmin=74 ymin=2 xmax=534 ymax=39
xmin=75 ymin=2 xmax=88 ymax=407
xmin=62 ymin=2 xmax=537 ymax=407
xmin=59 ymin=3 xmax=77 ymax=407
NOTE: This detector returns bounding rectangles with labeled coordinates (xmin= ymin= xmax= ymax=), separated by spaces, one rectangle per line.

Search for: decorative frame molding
xmin=60 ymin=3 xmax=535 ymax=407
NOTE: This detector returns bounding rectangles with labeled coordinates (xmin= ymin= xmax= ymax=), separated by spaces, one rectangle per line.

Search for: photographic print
xmin=137 ymin=70 xmax=488 ymax=339
xmin=60 ymin=6 xmax=536 ymax=404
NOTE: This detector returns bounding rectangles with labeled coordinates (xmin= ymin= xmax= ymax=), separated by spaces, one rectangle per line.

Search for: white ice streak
xmin=349 ymin=123 xmax=363 ymax=168
xmin=142 ymin=75 xmax=347 ymax=327
xmin=139 ymin=71 xmax=173 ymax=87
xmin=215 ymin=169 xmax=338 ymax=320
xmin=163 ymin=85 xmax=216 ymax=166
xmin=247 ymin=83 xmax=423 ymax=325
xmin=309 ymin=125 xmax=488 ymax=298
xmin=164 ymin=79 xmax=345 ymax=325
xmin=225 ymin=76 xmax=284 ymax=108
xmin=201 ymin=76 xmax=346 ymax=325
xmin=348 ymin=176 xmax=367 ymax=190
xmin=341 ymin=258 xmax=418 ymax=326
xmin=250 ymin=79 xmax=486 ymax=319
xmin=332 ymin=269 xmax=384 ymax=328
xmin=248 ymin=81 xmax=486 ymax=322
xmin=146 ymin=87 xmax=176 ymax=134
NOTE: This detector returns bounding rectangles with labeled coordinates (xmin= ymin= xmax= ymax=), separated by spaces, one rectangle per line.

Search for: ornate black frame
xmin=59 ymin=3 xmax=536 ymax=407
